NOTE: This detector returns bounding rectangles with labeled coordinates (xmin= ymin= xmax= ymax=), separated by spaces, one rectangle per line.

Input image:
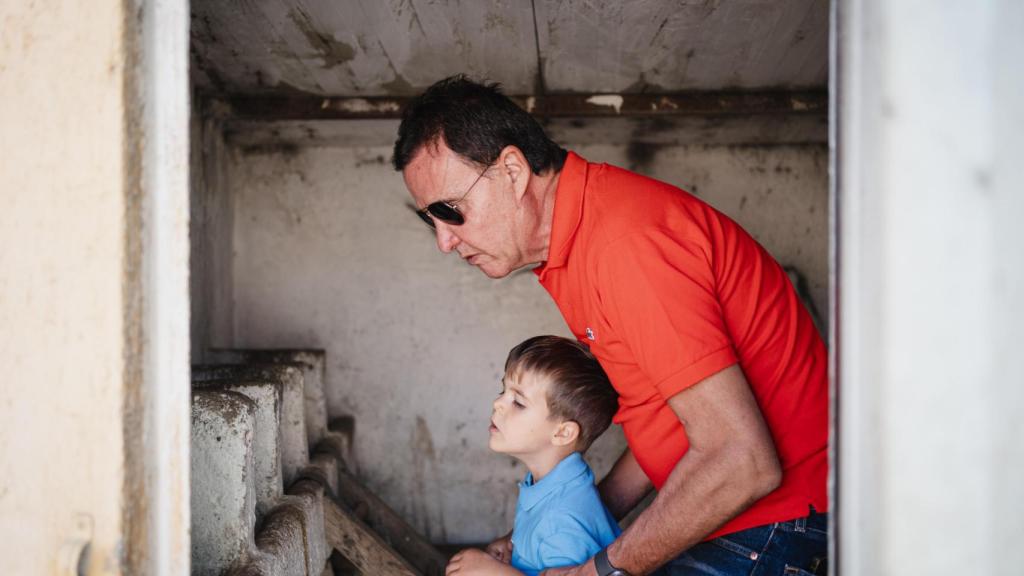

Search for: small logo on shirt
xmin=585 ymin=327 xmax=595 ymax=341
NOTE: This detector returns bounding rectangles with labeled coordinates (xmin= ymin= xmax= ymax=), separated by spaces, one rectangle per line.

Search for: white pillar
xmin=135 ymin=0 xmax=192 ymax=573
xmin=836 ymin=1 xmax=1024 ymax=574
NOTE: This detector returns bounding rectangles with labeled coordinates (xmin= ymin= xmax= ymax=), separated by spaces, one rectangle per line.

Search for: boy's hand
xmin=446 ymin=548 xmax=521 ymax=575
xmin=486 ymin=531 xmax=513 ymax=563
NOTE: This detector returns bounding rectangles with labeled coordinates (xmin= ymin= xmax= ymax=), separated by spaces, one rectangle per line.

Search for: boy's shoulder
xmin=532 ymin=500 xmax=602 ymax=537
xmin=526 ymin=474 xmax=617 ymax=538
xmin=512 ymin=475 xmax=620 ymax=572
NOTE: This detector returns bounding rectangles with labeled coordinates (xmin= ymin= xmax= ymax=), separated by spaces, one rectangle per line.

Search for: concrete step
xmin=208 ymin=349 xmax=330 ymax=448
xmin=193 ymin=364 xmax=310 ymax=490
xmin=191 ymin=390 xmax=258 ymax=576
xmin=229 ymin=446 xmax=434 ymax=576
xmin=228 ymin=487 xmax=331 ymax=576
xmin=193 ymin=366 xmax=285 ymax=518
xmin=192 ymin=352 xmax=442 ymax=575
xmin=314 ymin=438 xmax=447 ymax=576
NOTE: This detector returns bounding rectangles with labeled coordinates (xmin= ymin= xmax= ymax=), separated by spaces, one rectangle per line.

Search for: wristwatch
xmin=594 ymin=546 xmax=630 ymax=576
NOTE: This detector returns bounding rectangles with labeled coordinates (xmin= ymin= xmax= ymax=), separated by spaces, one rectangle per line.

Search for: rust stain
xmin=413 ymin=416 xmax=436 ymax=460
xmin=410 ymin=415 xmax=447 ymax=541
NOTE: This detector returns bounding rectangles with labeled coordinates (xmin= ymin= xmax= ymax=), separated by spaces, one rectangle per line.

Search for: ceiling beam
xmin=225 ymin=91 xmax=827 ymax=121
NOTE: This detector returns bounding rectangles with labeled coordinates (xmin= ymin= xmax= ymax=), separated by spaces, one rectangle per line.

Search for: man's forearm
xmin=598 ymin=448 xmax=653 ymax=521
xmin=604 ymin=442 xmax=781 ymax=575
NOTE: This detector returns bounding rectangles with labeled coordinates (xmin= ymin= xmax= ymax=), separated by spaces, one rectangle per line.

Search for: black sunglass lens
xmin=416 ymin=209 xmax=436 ymax=229
xmin=427 ymin=202 xmax=465 ymax=226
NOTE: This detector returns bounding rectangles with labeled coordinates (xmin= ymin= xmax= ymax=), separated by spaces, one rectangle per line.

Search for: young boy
xmin=446 ymin=336 xmax=621 ymax=576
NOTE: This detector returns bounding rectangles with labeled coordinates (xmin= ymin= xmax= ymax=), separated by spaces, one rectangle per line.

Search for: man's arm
xmin=597 ymin=448 xmax=653 ymax=521
xmin=545 ymin=364 xmax=782 ymax=576
xmin=608 ymin=364 xmax=781 ymax=574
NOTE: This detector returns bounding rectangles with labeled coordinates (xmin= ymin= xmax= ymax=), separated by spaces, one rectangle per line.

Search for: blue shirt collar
xmin=518 ymin=452 xmax=591 ymax=512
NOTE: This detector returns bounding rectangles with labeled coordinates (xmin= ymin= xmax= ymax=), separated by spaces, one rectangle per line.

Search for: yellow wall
xmin=0 ymin=1 xmax=130 ymax=573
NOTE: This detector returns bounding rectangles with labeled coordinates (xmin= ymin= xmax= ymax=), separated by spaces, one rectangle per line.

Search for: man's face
xmin=488 ymin=370 xmax=560 ymax=457
xmin=402 ymin=141 xmax=527 ymax=278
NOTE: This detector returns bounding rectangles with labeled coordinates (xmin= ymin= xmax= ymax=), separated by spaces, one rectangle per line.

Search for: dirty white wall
xmin=190 ymin=102 xmax=235 ymax=364
xmin=209 ymin=124 xmax=827 ymax=543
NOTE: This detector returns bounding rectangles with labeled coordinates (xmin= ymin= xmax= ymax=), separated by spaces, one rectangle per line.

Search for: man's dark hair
xmin=504 ymin=335 xmax=618 ymax=453
xmin=392 ymin=75 xmax=567 ymax=174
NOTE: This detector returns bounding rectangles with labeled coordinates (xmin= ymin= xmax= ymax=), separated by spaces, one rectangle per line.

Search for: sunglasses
xmin=415 ymin=165 xmax=489 ymax=229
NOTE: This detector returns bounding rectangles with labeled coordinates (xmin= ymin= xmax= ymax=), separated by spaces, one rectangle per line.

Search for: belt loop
xmin=795 ymin=515 xmax=807 ymax=533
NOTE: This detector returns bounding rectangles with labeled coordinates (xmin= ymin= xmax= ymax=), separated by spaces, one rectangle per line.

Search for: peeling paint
xmin=320 ymin=98 xmax=402 ymax=114
xmin=791 ymin=97 xmax=812 ymax=111
xmin=586 ymin=95 xmax=624 ymax=114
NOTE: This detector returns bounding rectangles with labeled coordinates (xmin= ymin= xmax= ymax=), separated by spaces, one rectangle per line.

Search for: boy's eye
xmin=513 ymin=399 xmax=525 ymax=409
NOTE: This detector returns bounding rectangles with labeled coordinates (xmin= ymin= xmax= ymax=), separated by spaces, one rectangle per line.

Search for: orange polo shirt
xmin=534 ymin=152 xmax=828 ymax=540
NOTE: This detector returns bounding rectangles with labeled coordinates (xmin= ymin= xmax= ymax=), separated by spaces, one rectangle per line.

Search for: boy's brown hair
xmin=504 ymin=335 xmax=618 ymax=452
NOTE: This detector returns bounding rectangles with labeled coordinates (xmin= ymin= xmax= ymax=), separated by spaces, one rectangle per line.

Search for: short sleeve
xmin=595 ymin=230 xmax=738 ymax=399
xmin=535 ymin=515 xmax=602 ymax=570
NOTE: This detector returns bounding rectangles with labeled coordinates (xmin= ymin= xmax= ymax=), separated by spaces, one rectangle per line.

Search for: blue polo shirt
xmin=510 ymin=452 xmax=621 ymax=576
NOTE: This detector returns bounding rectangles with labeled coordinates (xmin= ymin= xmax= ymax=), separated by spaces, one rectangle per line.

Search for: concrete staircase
xmin=191 ymin=350 xmax=447 ymax=576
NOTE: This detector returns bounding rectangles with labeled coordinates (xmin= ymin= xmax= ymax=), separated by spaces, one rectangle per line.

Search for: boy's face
xmin=489 ymin=370 xmax=562 ymax=456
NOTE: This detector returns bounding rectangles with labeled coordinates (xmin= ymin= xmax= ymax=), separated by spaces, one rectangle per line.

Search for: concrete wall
xmin=190 ymin=101 xmax=235 ymax=364
xmin=213 ymin=128 xmax=827 ymax=543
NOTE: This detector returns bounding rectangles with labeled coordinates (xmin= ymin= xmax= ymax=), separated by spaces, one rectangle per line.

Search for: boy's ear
xmin=551 ymin=420 xmax=580 ymax=448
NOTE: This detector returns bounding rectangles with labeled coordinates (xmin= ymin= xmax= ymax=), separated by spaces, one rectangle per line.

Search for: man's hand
xmin=446 ymin=548 xmax=522 ymax=575
xmin=485 ymin=531 xmax=513 ymax=563
xmin=540 ymin=559 xmax=597 ymax=576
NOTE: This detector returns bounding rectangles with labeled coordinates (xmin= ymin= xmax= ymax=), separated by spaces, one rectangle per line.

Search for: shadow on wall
xmin=784 ymin=265 xmax=824 ymax=338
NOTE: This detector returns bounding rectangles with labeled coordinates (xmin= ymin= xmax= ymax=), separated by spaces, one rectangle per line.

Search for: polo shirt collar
xmin=536 ymin=152 xmax=587 ymax=279
xmin=518 ymin=452 xmax=589 ymax=512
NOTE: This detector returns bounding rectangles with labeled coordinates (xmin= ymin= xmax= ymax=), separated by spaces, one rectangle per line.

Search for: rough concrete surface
xmin=208 ymin=348 xmax=331 ymax=447
xmin=191 ymin=100 xmax=236 ymax=364
xmin=234 ymin=493 xmax=328 ymax=576
xmin=192 ymin=390 xmax=258 ymax=576
xmin=194 ymin=364 xmax=311 ymax=489
xmin=193 ymin=370 xmax=285 ymax=518
xmin=190 ymin=0 xmax=826 ymax=96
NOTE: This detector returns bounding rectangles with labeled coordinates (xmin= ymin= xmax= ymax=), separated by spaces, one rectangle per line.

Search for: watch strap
xmin=594 ymin=546 xmax=626 ymax=576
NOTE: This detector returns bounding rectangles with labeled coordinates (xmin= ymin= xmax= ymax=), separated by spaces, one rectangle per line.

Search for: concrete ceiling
xmin=191 ymin=0 xmax=829 ymax=97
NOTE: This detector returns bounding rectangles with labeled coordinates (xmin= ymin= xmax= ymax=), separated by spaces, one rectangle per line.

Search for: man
xmin=394 ymin=76 xmax=828 ymax=576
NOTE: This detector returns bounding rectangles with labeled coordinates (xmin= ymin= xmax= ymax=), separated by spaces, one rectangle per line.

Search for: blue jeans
xmin=654 ymin=509 xmax=828 ymax=576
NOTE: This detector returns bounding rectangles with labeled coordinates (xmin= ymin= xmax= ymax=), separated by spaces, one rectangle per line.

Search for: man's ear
xmin=552 ymin=420 xmax=580 ymax=448
xmin=498 ymin=145 xmax=530 ymax=201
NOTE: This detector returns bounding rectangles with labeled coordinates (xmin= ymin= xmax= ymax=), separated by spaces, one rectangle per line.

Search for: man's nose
xmin=434 ymin=222 xmax=461 ymax=253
